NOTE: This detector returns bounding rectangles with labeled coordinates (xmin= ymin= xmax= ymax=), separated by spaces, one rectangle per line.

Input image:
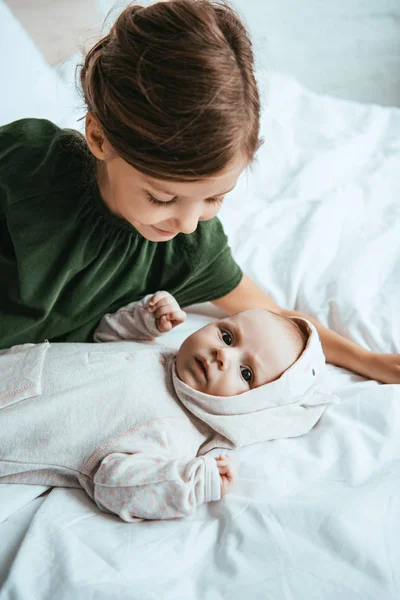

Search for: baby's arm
xmin=93 ymin=451 xmax=221 ymax=522
xmin=94 ymin=291 xmax=186 ymax=342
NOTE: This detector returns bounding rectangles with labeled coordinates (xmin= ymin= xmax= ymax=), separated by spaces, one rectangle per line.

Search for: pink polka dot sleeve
xmin=93 ymin=295 xmax=161 ymax=342
xmin=93 ymin=451 xmax=221 ymax=522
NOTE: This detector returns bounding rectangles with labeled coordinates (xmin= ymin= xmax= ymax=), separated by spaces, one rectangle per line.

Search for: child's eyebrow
xmin=147 ymin=182 xmax=235 ymax=198
xmin=147 ymin=183 xmax=176 ymax=196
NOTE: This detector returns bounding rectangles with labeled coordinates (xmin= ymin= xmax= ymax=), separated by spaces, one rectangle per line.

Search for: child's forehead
xmin=142 ymin=155 xmax=246 ymax=197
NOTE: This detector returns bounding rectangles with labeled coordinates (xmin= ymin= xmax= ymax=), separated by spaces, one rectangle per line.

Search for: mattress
xmin=0 ymin=71 xmax=399 ymax=599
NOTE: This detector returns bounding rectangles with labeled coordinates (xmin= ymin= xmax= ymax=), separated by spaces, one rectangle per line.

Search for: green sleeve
xmin=173 ymin=217 xmax=243 ymax=308
xmin=0 ymin=119 xmax=59 ymax=209
xmin=0 ymin=119 xmax=90 ymax=348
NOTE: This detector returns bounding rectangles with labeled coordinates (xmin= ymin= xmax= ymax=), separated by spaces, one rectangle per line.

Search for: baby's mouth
xmin=195 ymin=357 xmax=208 ymax=381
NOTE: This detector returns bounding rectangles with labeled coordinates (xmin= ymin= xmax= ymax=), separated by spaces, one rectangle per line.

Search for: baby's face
xmin=176 ymin=310 xmax=300 ymax=396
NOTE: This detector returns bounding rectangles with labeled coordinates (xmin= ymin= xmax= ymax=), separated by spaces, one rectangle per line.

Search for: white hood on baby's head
xmin=172 ymin=318 xmax=339 ymax=454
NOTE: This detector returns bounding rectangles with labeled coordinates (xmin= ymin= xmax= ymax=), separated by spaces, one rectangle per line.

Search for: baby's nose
xmin=215 ymin=346 xmax=231 ymax=370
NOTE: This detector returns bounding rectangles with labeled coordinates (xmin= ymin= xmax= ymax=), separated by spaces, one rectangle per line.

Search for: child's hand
xmin=147 ymin=291 xmax=187 ymax=333
xmin=216 ymin=455 xmax=236 ymax=497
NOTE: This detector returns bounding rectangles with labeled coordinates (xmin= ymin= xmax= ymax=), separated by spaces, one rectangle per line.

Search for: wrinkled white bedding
xmin=1 ymin=72 xmax=399 ymax=599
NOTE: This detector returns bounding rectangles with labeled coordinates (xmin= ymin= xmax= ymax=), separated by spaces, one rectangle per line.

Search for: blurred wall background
xmin=6 ymin=0 xmax=400 ymax=106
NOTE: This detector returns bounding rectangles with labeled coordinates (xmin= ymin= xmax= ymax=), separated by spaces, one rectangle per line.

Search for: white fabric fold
xmin=173 ymin=319 xmax=339 ymax=452
xmin=0 ymin=342 xmax=49 ymax=409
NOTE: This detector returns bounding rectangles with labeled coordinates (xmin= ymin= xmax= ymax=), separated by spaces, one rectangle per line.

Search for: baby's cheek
xmin=224 ymin=373 xmax=246 ymax=397
xmin=175 ymin=350 xmax=184 ymax=378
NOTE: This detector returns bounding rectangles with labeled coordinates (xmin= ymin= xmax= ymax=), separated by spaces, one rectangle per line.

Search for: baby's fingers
xmin=216 ymin=459 xmax=232 ymax=475
xmin=216 ymin=456 xmax=235 ymax=480
xmin=157 ymin=311 xmax=186 ymax=333
xmin=148 ymin=291 xmax=170 ymax=307
xmin=168 ymin=310 xmax=187 ymax=325
xmin=152 ymin=303 xmax=178 ymax=320
xmin=148 ymin=292 xmax=178 ymax=314
xmin=157 ymin=315 xmax=173 ymax=332
xmin=217 ymin=464 xmax=232 ymax=476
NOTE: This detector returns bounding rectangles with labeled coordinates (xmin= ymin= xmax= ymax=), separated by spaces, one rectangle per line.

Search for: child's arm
xmin=94 ymin=291 xmax=187 ymax=342
xmin=93 ymin=451 xmax=222 ymax=522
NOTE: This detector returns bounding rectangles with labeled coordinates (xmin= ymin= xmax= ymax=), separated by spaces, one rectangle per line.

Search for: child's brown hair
xmin=80 ymin=0 xmax=261 ymax=180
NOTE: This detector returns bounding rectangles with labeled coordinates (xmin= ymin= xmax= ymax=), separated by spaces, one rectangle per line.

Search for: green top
xmin=0 ymin=119 xmax=242 ymax=349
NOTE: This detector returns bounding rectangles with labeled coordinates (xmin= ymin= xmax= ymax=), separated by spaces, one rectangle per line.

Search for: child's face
xmin=176 ymin=310 xmax=300 ymax=396
xmin=88 ymin=119 xmax=245 ymax=242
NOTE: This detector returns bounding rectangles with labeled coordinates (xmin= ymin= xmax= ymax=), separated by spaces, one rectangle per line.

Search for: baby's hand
xmin=147 ymin=291 xmax=187 ymax=333
xmin=216 ymin=455 xmax=236 ymax=497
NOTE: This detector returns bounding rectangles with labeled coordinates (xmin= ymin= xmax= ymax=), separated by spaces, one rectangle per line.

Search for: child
xmin=0 ymin=292 xmax=337 ymax=522
xmin=0 ymin=0 xmax=397 ymax=384
xmin=0 ymin=0 xmax=255 ymax=349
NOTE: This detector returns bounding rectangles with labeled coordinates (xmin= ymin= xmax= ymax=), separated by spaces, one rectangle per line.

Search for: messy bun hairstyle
xmin=80 ymin=0 xmax=261 ymax=180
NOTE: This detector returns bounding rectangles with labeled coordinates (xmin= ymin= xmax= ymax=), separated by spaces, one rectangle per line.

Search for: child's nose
xmin=214 ymin=346 xmax=231 ymax=371
xmin=170 ymin=204 xmax=203 ymax=234
xmin=179 ymin=213 xmax=199 ymax=235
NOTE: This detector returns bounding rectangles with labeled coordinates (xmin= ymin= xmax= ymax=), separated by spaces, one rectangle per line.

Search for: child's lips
xmin=151 ymin=225 xmax=178 ymax=237
xmin=195 ymin=357 xmax=208 ymax=381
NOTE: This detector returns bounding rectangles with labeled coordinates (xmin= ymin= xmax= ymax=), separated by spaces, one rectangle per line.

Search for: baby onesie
xmin=0 ymin=296 xmax=337 ymax=522
xmin=0 ymin=299 xmax=221 ymax=521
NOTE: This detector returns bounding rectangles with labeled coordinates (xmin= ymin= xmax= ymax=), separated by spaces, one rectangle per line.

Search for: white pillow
xmin=0 ymin=0 xmax=82 ymax=128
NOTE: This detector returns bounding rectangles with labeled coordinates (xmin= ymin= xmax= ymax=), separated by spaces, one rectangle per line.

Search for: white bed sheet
xmin=1 ymin=72 xmax=400 ymax=599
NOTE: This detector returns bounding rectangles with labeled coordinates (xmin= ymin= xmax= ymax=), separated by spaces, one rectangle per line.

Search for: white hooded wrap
xmin=172 ymin=318 xmax=339 ymax=454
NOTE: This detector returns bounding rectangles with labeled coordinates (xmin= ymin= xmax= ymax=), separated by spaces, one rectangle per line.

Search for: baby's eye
xmin=221 ymin=330 xmax=233 ymax=345
xmin=241 ymin=367 xmax=253 ymax=383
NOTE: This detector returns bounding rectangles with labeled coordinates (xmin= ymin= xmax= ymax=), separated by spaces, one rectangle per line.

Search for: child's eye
xmin=241 ymin=367 xmax=253 ymax=383
xmin=206 ymin=196 xmax=224 ymax=206
xmin=146 ymin=192 xmax=176 ymax=206
xmin=221 ymin=330 xmax=233 ymax=345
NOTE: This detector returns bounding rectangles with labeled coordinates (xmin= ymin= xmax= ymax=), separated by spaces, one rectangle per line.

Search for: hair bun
xmin=80 ymin=0 xmax=261 ymax=180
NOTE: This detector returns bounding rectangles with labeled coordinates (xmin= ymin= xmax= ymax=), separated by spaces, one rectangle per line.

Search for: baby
xmin=98 ymin=291 xmax=308 ymax=396
xmin=0 ymin=292 xmax=337 ymax=522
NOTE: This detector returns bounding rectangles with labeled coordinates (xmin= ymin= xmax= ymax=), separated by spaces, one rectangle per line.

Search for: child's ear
xmin=85 ymin=112 xmax=108 ymax=160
